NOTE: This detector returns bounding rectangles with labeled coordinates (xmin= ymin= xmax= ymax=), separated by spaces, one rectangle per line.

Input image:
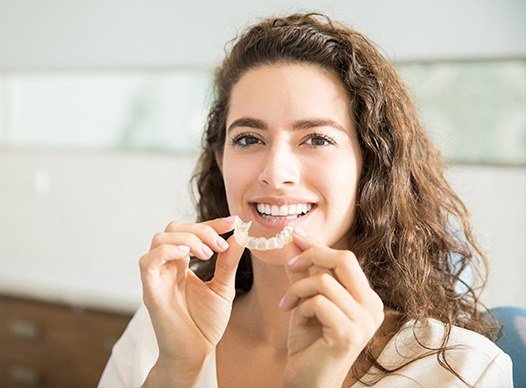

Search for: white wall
xmin=0 ymin=0 xmax=524 ymax=71
xmin=445 ymin=165 xmax=526 ymax=308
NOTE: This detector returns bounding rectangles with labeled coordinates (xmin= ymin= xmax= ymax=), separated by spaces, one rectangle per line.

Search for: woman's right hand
xmin=139 ymin=215 xmax=245 ymax=376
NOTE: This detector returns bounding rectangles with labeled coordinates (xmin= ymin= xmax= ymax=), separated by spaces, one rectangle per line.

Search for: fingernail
xmin=279 ymin=296 xmax=286 ymax=309
xmin=216 ymin=237 xmax=229 ymax=250
xmin=294 ymin=228 xmax=307 ymax=237
xmin=176 ymin=245 xmax=190 ymax=254
xmin=201 ymin=243 xmax=214 ymax=258
xmin=287 ymin=255 xmax=299 ymax=266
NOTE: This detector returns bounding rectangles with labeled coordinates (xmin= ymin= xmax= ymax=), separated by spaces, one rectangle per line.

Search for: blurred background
xmin=0 ymin=0 xmax=524 ymax=386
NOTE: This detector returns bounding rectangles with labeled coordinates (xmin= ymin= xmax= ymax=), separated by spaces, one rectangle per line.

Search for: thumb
xmin=208 ymin=232 xmax=245 ymax=300
xmin=284 ymin=228 xmax=324 ymax=284
xmin=284 ymin=235 xmax=309 ymax=285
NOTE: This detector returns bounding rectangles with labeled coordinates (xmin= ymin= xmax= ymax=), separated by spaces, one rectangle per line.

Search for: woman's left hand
xmin=281 ymin=229 xmax=385 ymax=388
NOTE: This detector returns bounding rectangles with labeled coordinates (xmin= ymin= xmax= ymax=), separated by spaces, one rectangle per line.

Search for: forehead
xmin=227 ymin=63 xmax=353 ymax=132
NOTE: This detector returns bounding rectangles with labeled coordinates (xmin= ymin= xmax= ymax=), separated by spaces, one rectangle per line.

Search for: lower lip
xmin=249 ymin=204 xmax=315 ymax=230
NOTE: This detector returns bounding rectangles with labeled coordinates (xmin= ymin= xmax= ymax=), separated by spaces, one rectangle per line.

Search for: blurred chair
xmin=485 ymin=306 xmax=526 ymax=387
xmin=448 ymin=243 xmax=525 ymax=387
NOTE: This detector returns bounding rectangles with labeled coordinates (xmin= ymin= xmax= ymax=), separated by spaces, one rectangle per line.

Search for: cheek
xmin=222 ymin=155 xmax=257 ymax=204
xmin=308 ymin=157 xmax=360 ymax=217
xmin=324 ymin=152 xmax=358 ymax=176
xmin=307 ymin=156 xmax=357 ymax=191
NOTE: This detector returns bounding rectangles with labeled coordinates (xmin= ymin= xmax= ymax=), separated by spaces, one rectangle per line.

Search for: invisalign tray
xmin=232 ymin=215 xmax=294 ymax=250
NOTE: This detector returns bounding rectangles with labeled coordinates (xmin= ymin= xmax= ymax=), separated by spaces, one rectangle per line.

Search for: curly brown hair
xmin=187 ymin=11 xmax=502 ymax=387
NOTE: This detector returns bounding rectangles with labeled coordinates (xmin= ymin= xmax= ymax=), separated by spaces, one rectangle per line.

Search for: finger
xmin=287 ymin=247 xmax=372 ymax=305
xmin=208 ymin=233 xmax=246 ymax=301
xmin=291 ymin=228 xmax=324 ymax=251
xmin=295 ymin=294 xmax=355 ymax=349
xmin=139 ymin=244 xmax=191 ymax=292
xmin=157 ymin=216 xmax=236 ymax=254
xmin=285 ymin=228 xmax=329 ymax=285
xmin=201 ymin=215 xmax=239 ymax=234
xmin=164 ymin=215 xmax=237 ymax=235
xmin=280 ymin=273 xmax=361 ymax=322
xmin=151 ymin=231 xmax=218 ymax=261
xmin=285 ymin=229 xmax=321 ymax=284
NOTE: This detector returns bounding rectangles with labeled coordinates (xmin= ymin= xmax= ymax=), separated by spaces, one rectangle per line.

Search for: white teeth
xmin=255 ymin=202 xmax=314 ymax=216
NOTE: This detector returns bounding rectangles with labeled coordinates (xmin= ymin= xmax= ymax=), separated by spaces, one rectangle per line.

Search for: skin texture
xmin=214 ymin=63 xmax=384 ymax=386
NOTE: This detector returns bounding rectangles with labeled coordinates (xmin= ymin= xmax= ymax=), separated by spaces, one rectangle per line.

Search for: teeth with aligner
xmin=232 ymin=216 xmax=295 ymax=250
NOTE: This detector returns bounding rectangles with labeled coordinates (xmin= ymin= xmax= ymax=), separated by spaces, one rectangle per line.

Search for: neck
xmin=233 ymin=254 xmax=291 ymax=355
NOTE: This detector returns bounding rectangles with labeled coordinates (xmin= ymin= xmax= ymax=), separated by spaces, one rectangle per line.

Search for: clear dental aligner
xmin=232 ymin=215 xmax=294 ymax=250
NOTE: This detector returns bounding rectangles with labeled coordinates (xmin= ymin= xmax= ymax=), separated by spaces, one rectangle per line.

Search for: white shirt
xmin=98 ymin=302 xmax=514 ymax=387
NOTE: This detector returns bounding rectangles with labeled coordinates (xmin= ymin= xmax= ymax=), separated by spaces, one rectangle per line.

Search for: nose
xmin=258 ymin=142 xmax=300 ymax=189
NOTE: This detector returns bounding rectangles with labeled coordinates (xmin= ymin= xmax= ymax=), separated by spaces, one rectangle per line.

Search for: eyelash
xmin=227 ymin=131 xmax=337 ymax=149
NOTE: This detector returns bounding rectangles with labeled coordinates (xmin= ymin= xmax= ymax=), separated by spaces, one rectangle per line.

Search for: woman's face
xmin=218 ymin=63 xmax=363 ymax=264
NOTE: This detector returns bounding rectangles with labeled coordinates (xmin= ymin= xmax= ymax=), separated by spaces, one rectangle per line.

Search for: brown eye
xmin=228 ymin=133 xmax=262 ymax=148
xmin=304 ymin=133 xmax=336 ymax=148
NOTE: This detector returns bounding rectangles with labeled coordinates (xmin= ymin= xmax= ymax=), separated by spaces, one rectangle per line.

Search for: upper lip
xmin=249 ymin=196 xmax=317 ymax=206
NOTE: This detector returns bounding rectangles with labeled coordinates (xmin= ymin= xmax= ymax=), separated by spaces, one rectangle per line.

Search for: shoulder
xmin=396 ymin=317 xmax=506 ymax=359
xmin=359 ymin=317 xmax=513 ymax=387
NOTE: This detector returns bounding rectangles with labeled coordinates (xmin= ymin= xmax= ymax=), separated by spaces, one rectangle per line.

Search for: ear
xmin=215 ymin=152 xmax=223 ymax=174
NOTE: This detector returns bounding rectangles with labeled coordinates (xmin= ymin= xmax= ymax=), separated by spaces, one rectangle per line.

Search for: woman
xmin=99 ymin=12 xmax=513 ymax=387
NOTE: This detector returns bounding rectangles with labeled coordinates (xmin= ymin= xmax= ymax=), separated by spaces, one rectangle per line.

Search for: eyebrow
xmin=226 ymin=117 xmax=349 ymax=135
